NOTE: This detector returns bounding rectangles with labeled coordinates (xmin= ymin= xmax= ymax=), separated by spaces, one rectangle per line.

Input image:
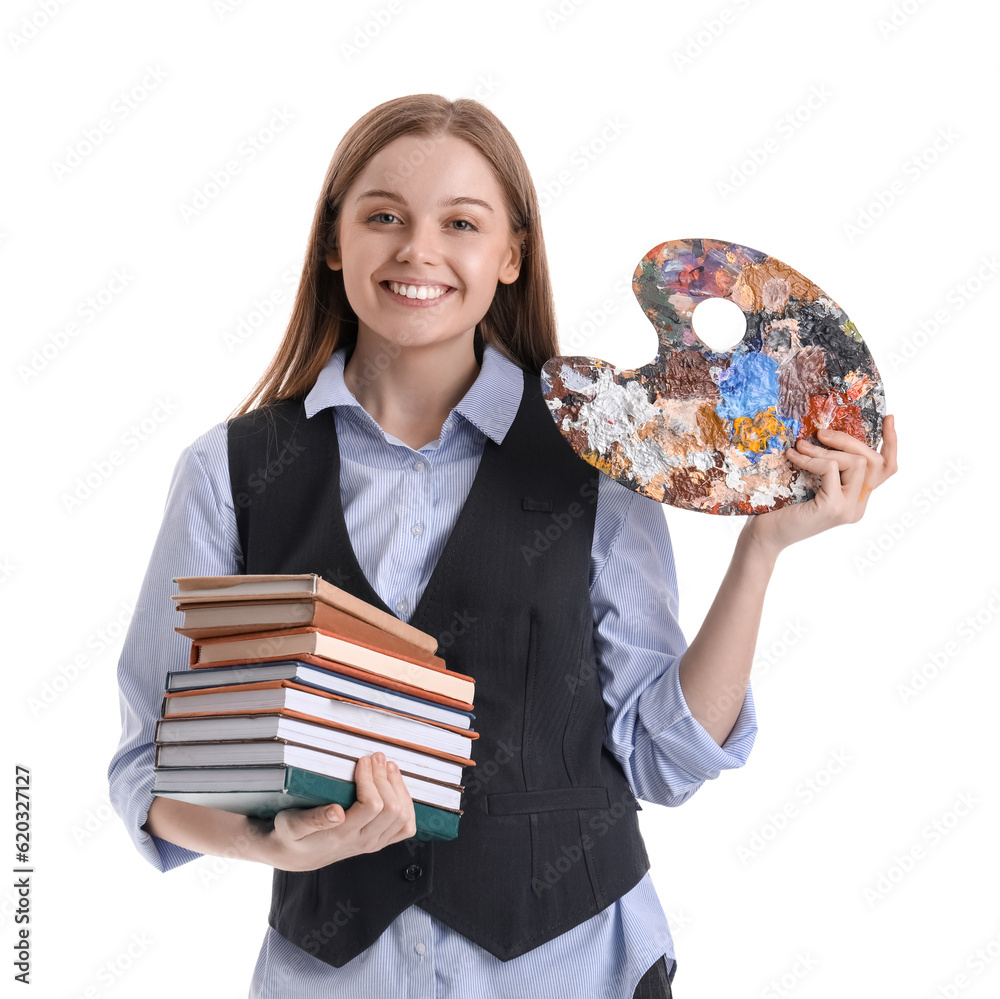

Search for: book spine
xmin=151 ymin=787 xmax=459 ymax=841
xmin=187 ymin=650 xmax=474 ymax=711
xmin=189 ymin=644 xmax=475 ymax=710
xmin=175 ymin=600 xmax=447 ymax=668
xmin=283 ymin=767 xmax=461 ymax=840
xmin=163 ymin=665 xmax=475 ymax=726
xmin=173 ymin=573 xmax=439 ymax=655
xmin=162 ymin=680 xmax=477 ymax=740
xmin=193 ymin=626 xmax=466 ymax=679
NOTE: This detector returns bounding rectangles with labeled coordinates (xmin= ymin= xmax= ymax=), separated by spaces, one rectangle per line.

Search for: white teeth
xmin=388 ymin=281 xmax=449 ymax=300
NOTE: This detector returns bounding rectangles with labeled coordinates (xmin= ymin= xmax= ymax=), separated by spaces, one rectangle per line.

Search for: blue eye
xmin=365 ymin=213 xmax=477 ymax=231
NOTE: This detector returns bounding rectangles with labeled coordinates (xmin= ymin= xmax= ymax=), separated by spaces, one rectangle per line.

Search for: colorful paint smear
xmin=541 ymin=238 xmax=886 ymax=515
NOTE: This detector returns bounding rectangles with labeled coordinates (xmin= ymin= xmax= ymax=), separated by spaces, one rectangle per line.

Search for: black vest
xmin=226 ymin=366 xmax=650 ymax=967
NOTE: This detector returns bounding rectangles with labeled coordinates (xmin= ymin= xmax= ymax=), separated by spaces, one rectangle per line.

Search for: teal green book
xmin=153 ymin=764 xmax=460 ymax=841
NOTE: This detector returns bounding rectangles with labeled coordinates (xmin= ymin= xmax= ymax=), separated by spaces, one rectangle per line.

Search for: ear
xmin=326 ymin=248 xmax=342 ymax=271
xmin=498 ymin=238 xmax=523 ymax=286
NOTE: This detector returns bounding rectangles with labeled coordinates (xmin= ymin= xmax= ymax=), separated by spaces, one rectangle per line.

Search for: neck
xmin=343 ymin=334 xmax=482 ymax=449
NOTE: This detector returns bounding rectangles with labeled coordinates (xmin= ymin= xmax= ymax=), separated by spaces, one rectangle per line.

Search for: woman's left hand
xmin=741 ymin=413 xmax=898 ymax=555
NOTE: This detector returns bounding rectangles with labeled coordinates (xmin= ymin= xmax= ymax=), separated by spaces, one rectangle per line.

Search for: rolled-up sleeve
xmin=107 ymin=422 xmax=240 ymax=871
xmin=590 ymin=475 xmax=757 ymax=807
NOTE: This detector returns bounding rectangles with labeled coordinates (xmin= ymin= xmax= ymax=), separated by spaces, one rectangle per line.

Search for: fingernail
xmin=326 ymin=807 xmax=341 ymax=822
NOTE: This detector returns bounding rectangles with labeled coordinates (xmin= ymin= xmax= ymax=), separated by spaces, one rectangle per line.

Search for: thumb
xmin=277 ymin=802 xmax=345 ymax=840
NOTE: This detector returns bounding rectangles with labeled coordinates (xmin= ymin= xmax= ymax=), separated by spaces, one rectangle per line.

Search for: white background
xmin=4 ymin=0 xmax=999 ymax=996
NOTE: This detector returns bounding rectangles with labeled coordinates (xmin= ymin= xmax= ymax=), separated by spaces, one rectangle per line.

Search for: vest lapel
xmin=319 ymin=370 xmax=530 ymax=632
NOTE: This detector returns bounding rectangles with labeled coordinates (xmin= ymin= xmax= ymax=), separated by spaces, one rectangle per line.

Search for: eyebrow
xmin=355 ymin=190 xmax=494 ymax=213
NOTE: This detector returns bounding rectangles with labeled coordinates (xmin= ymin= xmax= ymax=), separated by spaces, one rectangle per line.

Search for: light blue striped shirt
xmin=108 ymin=343 xmax=757 ymax=998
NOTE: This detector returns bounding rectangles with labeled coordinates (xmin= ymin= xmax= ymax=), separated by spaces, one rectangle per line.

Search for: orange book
xmin=188 ymin=627 xmax=475 ymax=708
xmin=174 ymin=597 xmax=446 ymax=668
xmin=173 ymin=573 xmax=437 ymax=655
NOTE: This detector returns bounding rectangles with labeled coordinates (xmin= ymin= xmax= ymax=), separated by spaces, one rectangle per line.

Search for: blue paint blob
xmin=715 ymin=353 xmax=780 ymax=420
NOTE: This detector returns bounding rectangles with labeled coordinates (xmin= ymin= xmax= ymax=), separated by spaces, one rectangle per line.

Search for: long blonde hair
xmin=229 ymin=94 xmax=558 ymax=419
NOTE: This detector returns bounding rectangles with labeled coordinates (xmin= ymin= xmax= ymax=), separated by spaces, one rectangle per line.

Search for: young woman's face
xmin=327 ymin=132 xmax=522 ymax=355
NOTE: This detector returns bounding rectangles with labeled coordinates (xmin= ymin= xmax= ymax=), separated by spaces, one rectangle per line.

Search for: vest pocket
xmin=484 ymin=788 xmax=615 ymax=901
xmin=485 ymin=787 xmax=610 ymax=815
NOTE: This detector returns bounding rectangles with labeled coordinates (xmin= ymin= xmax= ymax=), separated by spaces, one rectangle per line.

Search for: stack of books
xmin=150 ymin=573 xmax=477 ymax=841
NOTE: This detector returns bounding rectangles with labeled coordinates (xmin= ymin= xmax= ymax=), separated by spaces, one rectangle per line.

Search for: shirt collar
xmin=303 ymin=342 xmax=525 ymax=446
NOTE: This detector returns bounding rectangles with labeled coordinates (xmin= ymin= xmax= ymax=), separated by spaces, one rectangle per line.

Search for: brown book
xmin=174 ymin=597 xmax=446 ymax=668
xmin=189 ymin=627 xmax=475 ymax=706
xmin=183 ymin=652 xmax=474 ymax=712
xmin=172 ymin=573 xmax=437 ymax=655
xmin=161 ymin=678 xmax=479 ymax=751
xmin=154 ymin=707 xmax=476 ymax=769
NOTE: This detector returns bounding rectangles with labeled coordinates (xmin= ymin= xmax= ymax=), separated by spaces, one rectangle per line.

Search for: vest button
xmin=403 ymin=863 xmax=423 ymax=881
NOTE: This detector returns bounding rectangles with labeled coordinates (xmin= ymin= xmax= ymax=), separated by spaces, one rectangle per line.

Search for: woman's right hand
xmin=258 ymin=753 xmax=418 ymax=872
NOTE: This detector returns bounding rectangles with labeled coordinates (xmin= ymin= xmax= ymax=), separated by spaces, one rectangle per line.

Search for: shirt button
xmin=396 ymin=599 xmax=408 ymax=614
xmin=410 ymin=522 xmax=423 ymax=536
xmin=403 ymin=863 xmax=423 ymax=881
xmin=414 ymin=942 xmax=426 ymax=955
xmin=413 ymin=461 xmax=425 ymax=473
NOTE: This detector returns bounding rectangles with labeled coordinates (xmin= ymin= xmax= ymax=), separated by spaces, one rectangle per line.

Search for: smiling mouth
xmin=383 ymin=281 xmax=453 ymax=301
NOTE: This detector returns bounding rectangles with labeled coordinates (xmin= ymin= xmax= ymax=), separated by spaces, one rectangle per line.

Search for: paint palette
xmin=541 ymin=238 xmax=885 ymax=515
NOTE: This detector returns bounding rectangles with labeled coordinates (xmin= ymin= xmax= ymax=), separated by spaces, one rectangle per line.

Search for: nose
xmin=395 ymin=216 xmax=442 ymax=266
